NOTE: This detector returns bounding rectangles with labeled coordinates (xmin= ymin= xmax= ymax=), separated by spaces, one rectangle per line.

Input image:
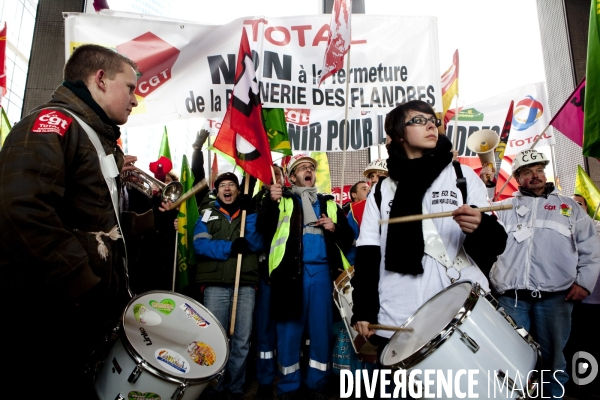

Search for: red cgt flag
xmin=213 ymin=28 xmax=273 ymax=183
xmin=319 ymin=0 xmax=352 ymax=86
xmin=1 ymin=22 xmax=7 ymax=98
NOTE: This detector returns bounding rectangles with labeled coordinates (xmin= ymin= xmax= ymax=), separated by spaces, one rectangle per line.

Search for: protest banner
xmin=64 ymin=11 xmax=442 ymax=127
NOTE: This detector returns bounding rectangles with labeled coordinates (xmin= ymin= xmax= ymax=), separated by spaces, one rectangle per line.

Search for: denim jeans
xmin=498 ymin=291 xmax=573 ymax=400
xmin=204 ymin=285 xmax=256 ymax=394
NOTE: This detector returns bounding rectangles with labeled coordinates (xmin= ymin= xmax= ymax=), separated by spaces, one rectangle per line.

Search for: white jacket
xmin=357 ymin=163 xmax=491 ymax=338
xmin=491 ymin=187 xmax=600 ymax=294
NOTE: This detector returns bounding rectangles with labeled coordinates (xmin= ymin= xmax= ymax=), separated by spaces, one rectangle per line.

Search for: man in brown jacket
xmin=0 ymin=44 xmax=138 ymax=396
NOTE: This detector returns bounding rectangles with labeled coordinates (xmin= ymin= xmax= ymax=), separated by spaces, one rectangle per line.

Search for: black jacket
xmin=259 ymin=190 xmax=354 ymax=320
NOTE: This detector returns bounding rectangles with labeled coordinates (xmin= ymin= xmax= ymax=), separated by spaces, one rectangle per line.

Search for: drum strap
xmin=384 ymin=178 xmax=471 ymax=281
xmin=49 ymin=108 xmax=132 ymax=297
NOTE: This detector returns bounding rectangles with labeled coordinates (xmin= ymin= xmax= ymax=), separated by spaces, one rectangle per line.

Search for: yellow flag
xmin=311 ymin=152 xmax=331 ymax=194
xmin=1 ymin=106 xmax=12 ymax=148
xmin=575 ymin=165 xmax=600 ymax=220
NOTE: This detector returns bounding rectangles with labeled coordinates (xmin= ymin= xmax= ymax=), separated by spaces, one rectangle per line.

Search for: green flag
xmin=176 ymin=155 xmax=199 ymax=290
xmin=159 ymin=126 xmax=172 ymax=160
xmin=575 ymin=165 xmax=600 ymax=220
xmin=583 ymin=0 xmax=600 ymax=158
xmin=263 ymin=108 xmax=292 ymax=156
xmin=0 ymin=106 xmax=11 ymax=148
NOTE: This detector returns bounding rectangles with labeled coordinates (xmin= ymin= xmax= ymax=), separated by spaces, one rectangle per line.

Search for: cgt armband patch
xmin=31 ymin=109 xmax=73 ymax=136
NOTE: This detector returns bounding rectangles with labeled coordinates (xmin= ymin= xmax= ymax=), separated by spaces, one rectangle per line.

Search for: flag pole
xmin=171 ymin=229 xmax=178 ymax=292
xmin=452 ymin=95 xmax=459 ymax=152
xmin=549 ymin=144 xmax=560 ymax=191
xmin=230 ymin=174 xmax=250 ymax=336
xmin=339 ymin=12 xmax=352 ymax=206
xmin=493 ymin=122 xmax=552 ymax=201
xmin=593 ymin=202 xmax=600 ymax=221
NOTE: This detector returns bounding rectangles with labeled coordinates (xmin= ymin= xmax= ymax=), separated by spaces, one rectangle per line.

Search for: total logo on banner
xmin=446 ymin=82 xmax=553 ymax=159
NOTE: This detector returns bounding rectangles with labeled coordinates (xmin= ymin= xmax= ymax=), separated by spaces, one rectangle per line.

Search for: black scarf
xmin=385 ymin=134 xmax=453 ymax=275
xmin=62 ymin=80 xmax=121 ymax=140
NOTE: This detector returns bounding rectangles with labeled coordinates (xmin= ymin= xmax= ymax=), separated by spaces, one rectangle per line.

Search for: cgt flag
xmin=550 ymin=78 xmax=585 ymax=147
xmin=320 ymin=0 xmax=352 ymax=86
xmin=441 ymin=49 xmax=459 ymax=127
xmin=213 ymin=28 xmax=273 ymax=183
xmin=176 ymin=154 xmax=199 ymax=290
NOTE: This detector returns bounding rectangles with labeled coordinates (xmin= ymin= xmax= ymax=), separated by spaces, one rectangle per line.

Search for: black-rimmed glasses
xmin=406 ymin=116 xmax=442 ymax=127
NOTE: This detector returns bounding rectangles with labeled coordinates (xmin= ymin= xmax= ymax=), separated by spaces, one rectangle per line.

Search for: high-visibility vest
xmin=268 ymin=197 xmax=350 ymax=276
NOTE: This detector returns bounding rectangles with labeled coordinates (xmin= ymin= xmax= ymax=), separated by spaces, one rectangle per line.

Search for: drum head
xmin=122 ymin=291 xmax=229 ymax=381
xmin=380 ymin=281 xmax=474 ymax=368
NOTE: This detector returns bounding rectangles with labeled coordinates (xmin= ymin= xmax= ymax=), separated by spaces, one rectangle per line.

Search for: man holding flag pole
xmin=191 ymin=26 xmax=272 ymax=399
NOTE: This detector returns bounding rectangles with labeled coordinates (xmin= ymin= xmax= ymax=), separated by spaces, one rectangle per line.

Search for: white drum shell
xmin=95 ymin=337 xmax=208 ymax=400
xmin=95 ymin=291 xmax=229 ymax=400
xmin=381 ymin=282 xmax=538 ymax=399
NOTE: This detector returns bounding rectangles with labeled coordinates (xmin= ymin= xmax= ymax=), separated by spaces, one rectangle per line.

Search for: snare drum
xmin=333 ymin=267 xmax=378 ymax=363
xmin=380 ymin=281 xmax=539 ymax=399
xmin=95 ymin=291 xmax=229 ymax=400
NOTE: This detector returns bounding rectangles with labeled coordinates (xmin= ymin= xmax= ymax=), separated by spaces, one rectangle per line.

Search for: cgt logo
xmin=544 ymin=204 xmax=557 ymax=211
xmin=117 ymin=32 xmax=180 ymax=98
xmin=285 ymin=108 xmax=311 ymax=126
xmin=572 ymin=351 xmax=598 ymax=385
xmin=512 ymin=96 xmax=544 ymax=131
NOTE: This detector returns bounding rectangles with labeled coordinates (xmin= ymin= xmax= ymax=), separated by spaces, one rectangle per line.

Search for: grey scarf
xmin=291 ymin=185 xmax=319 ymax=226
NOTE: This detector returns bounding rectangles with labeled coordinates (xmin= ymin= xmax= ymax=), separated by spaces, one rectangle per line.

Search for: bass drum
xmin=95 ymin=291 xmax=229 ymax=400
xmin=380 ymin=281 xmax=540 ymax=399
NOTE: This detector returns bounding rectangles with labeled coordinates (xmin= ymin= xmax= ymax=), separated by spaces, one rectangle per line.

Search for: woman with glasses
xmin=350 ymin=100 xmax=507 ymax=373
xmin=192 ymin=171 xmax=263 ymax=400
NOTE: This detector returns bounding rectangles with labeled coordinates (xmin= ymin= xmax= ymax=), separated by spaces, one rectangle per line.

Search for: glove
xmin=231 ymin=237 xmax=250 ymax=255
xmin=192 ymin=129 xmax=210 ymax=150
xmin=239 ymin=193 xmax=254 ymax=213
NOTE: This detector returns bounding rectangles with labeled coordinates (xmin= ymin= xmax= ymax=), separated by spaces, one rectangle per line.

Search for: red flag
xmin=210 ymin=153 xmax=219 ymax=189
xmin=494 ymin=155 xmax=519 ymax=201
xmin=319 ymin=0 xmax=352 ymax=86
xmin=1 ymin=22 xmax=7 ymax=98
xmin=280 ymin=155 xmax=292 ymax=187
xmin=213 ymin=28 xmax=273 ymax=183
xmin=549 ymin=78 xmax=585 ymax=147
xmin=494 ymin=100 xmax=514 ymax=170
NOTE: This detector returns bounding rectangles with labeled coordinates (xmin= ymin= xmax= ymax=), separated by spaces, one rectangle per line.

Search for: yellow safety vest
xmin=268 ymin=198 xmax=350 ymax=276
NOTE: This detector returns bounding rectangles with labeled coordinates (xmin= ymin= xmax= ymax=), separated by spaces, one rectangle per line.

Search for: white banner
xmin=64 ymin=11 xmax=441 ymax=128
xmin=447 ymin=82 xmax=554 ymax=158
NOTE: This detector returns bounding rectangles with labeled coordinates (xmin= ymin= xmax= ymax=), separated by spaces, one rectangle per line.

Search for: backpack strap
xmin=452 ymin=161 xmax=467 ymax=204
xmin=374 ymin=176 xmax=387 ymax=212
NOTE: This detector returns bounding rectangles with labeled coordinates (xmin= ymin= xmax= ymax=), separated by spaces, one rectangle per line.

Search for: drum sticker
xmin=180 ymin=302 xmax=210 ymax=328
xmin=133 ymin=304 xmax=162 ymax=326
xmin=155 ymin=349 xmax=189 ymax=374
xmin=128 ymin=392 xmax=161 ymax=400
xmin=149 ymin=298 xmax=176 ymax=315
xmin=187 ymin=341 xmax=217 ymax=366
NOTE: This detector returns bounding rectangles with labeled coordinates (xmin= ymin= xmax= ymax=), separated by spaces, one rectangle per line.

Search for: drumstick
xmin=369 ymin=324 xmax=414 ymax=332
xmin=379 ymin=204 xmax=513 ymax=225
